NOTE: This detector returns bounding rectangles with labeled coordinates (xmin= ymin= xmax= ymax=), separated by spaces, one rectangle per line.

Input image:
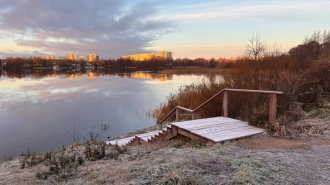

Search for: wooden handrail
xmin=158 ymin=88 xmax=284 ymax=130
xmin=224 ymin=89 xmax=284 ymax=94
xmin=193 ymin=89 xmax=225 ymax=112
xmin=158 ymin=107 xmax=177 ymax=126
xmin=176 ymin=106 xmax=193 ymax=112
xmin=157 ymin=106 xmax=193 ymax=130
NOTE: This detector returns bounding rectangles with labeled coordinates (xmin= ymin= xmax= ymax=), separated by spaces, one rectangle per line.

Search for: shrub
xmin=155 ymin=57 xmax=330 ymax=128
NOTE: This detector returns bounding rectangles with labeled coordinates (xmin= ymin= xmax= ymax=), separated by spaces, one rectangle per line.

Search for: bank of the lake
xmin=0 ymin=70 xmax=219 ymax=162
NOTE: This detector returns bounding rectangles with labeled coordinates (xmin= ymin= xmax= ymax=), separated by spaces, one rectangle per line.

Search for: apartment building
xmin=31 ymin=56 xmax=57 ymax=60
xmin=122 ymin=51 xmax=173 ymax=61
xmin=67 ymin=53 xmax=77 ymax=60
xmin=87 ymin=54 xmax=99 ymax=62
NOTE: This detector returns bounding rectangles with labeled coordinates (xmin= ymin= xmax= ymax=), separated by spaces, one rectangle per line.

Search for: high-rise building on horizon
xmin=87 ymin=54 xmax=99 ymax=62
xmin=122 ymin=51 xmax=173 ymax=61
xmin=159 ymin=51 xmax=172 ymax=59
xmin=67 ymin=53 xmax=77 ymax=60
xmin=31 ymin=56 xmax=57 ymax=60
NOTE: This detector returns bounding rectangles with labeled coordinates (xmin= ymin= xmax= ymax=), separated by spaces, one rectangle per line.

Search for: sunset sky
xmin=0 ymin=0 xmax=329 ymax=59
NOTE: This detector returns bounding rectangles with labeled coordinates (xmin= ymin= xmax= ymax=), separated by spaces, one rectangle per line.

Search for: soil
xmin=237 ymin=136 xmax=330 ymax=150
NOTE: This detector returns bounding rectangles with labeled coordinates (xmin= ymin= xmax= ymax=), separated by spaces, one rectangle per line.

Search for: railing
xmin=158 ymin=88 xmax=284 ymax=130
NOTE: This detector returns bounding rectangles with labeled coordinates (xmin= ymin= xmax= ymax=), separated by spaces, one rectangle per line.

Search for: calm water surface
xmin=0 ymin=71 xmax=207 ymax=160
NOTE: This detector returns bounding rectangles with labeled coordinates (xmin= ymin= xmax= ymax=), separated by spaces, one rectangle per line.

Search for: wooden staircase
xmin=106 ymin=125 xmax=176 ymax=147
xmin=106 ymin=117 xmax=265 ymax=147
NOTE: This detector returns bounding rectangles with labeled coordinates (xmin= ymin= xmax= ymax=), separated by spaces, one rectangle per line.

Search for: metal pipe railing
xmin=158 ymin=88 xmax=284 ymax=130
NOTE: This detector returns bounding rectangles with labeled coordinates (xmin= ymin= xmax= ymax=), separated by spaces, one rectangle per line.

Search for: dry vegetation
xmin=1 ymin=132 xmax=330 ymax=184
xmin=160 ymin=68 xmax=231 ymax=75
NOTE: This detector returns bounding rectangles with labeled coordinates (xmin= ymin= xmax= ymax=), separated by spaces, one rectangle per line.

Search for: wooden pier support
xmin=222 ymin=91 xmax=228 ymax=117
xmin=269 ymin=93 xmax=277 ymax=125
xmin=176 ymin=108 xmax=179 ymax=122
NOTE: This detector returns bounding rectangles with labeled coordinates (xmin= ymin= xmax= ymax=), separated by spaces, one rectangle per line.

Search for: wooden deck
xmin=171 ymin=116 xmax=265 ymax=142
xmin=106 ymin=117 xmax=265 ymax=146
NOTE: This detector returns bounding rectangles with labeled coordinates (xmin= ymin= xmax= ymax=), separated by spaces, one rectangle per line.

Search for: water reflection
xmin=129 ymin=72 xmax=168 ymax=81
xmin=0 ymin=70 xmax=210 ymax=162
xmin=1 ymin=69 xmax=174 ymax=81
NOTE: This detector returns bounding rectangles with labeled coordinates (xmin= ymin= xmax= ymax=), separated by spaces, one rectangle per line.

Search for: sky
xmin=0 ymin=0 xmax=329 ymax=59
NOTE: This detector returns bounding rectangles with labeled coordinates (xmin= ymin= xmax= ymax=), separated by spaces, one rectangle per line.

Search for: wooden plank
xmin=178 ymin=128 xmax=209 ymax=142
xmin=106 ymin=136 xmax=135 ymax=145
xmin=198 ymin=126 xmax=264 ymax=138
xmin=136 ymin=131 xmax=161 ymax=137
xmin=172 ymin=117 xmax=239 ymax=127
xmin=177 ymin=119 xmax=244 ymax=129
xmin=137 ymin=136 xmax=152 ymax=142
xmin=180 ymin=121 xmax=248 ymax=131
xmin=204 ymin=128 xmax=264 ymax=142
xmin=190 ymin=124 xmax=255 ymax=134
xmin=211 ymin=131 xmax=264 ymax=142
xmin=106 ymin=136 xmax=135 ymax=146
xmin=225 ymin=89 xmax=283 ymax=94
xmin=136 ymin=130 xmax=163 ymax=142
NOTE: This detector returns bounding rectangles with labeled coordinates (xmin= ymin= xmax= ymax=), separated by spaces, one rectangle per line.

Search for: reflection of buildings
xmin=122 ymin=51 xmax=173 ymax=61
xmin=68 ymin=74 xmax=78 ymax=79
xmin=87 ymin=71 xmax=99 ymax=78
xmin=47 ymin=74 xmax=59 ymax=78
xmin=130 ymin=72 xmax=167 ymax=81
xmin=87 ymin=54 xmax=99 ymax=62
xmin=67 ymin=53 xmax=77 ymax=60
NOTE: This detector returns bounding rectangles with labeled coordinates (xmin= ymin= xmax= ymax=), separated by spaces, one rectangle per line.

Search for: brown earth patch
xmin=237 ymin=136 xmax=330 ymax=150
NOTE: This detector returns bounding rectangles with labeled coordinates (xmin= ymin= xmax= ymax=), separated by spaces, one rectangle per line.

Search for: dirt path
xmin=237 ymin=136 xmax=330 ymax=150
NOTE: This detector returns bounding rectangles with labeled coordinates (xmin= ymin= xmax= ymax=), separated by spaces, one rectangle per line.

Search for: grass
xmin=1 ymin=132 xmax=330 ymax=184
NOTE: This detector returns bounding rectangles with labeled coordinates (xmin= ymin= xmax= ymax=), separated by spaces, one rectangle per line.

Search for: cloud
xmin=0 ymin=0 xmax=176 ymax=58
xmin=163 ymin=0 xmax=330 ymax=22
xmin=0 ymin=50 xmax=50 ymax=58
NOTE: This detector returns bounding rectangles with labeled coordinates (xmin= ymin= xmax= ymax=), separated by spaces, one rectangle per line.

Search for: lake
xmin=0 ymin=70 xmax=210 ymax=161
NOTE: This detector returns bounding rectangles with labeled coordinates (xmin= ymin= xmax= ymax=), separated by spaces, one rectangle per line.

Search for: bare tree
xmin=245 ymin=32 xmax=266 ymax=60
xmin=304 ymin=30 xmax=323 ymax=44
xmin=323 ymin=29 xmax=330 ymax=43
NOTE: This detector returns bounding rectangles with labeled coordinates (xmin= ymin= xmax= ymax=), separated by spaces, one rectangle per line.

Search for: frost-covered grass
xmin=1 ymin=137 xmax=330 ymax=185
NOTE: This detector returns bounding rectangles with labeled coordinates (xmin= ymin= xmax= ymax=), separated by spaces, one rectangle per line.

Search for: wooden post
xmin=172 ymin=125 xmax=178 ymax=137
xmin=222 ymin=91 xmax=228 ymax=117
xmin=176 ymin=108 xmax=179 ymax=122
xmin=158 ymin=122 xmax=162 ymax=130
xmin=269 ymin=93 xmax=277 ymax=125
xmin=192 ymin=112 xmax=196 ymax=120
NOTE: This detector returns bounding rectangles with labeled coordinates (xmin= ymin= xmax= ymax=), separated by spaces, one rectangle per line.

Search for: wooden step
xmin=136 ymin=130 xmax=162 ymax=142
xmin=106 ymin=136 xmax=135 ymax=146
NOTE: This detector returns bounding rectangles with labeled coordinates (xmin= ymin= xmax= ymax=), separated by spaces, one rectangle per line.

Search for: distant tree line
xmin=0 ymin=56 xmax=235 ymax=70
